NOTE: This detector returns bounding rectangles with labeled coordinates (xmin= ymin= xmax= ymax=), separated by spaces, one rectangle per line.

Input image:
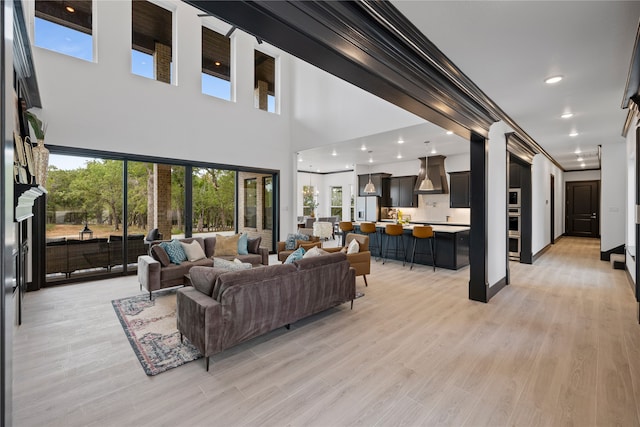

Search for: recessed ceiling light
xmin=581 ymin=162 xmax=586 ymax=168
xmin=298 ymin=157 xmax=303 ymax=162
xmin=398 ymin=139 xmax=404 ymax=144
xmin=577 ymin=156 xmax=584 ymax=162
xmin=331 ymin=149 xmax=337 ymax=156
xmin=214 ymin=61 xmax=221 ymax=67
xmin=360 ymin=145 xmax=366 ymax=151
xmin=569 ymin=131 xmax=579 ymax=137
xmin=545 ymin=75 xmax=563 ymax=84
xmin=396 ymin=154 xmax=402 ymax=159
xmin=446 ymin=131 xmax=453 ymax=135
xmin=345 ymin=164 xmax=350 ymax=169
xmin=65 ymin=6 xmax=75 ymax=13
xmin=431 ymin=148 xmax=437 ymax=154
xmin=561 ymin=112 xmax=573 ymax=119
xmin=368 ymin=158 xmax=373 ymax=163
xmin=316 ymin=169 xmax=320 ymax=173
xmin=574 ymin=148 xmax=581 ymax=154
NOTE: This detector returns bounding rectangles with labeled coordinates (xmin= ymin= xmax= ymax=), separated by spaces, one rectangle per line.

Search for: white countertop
xmin=355 ymin=222 xmax=470 ymax=233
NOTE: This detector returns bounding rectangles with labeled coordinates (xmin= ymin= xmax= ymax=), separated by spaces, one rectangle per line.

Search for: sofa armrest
xmin=137 ymin=255 xmax=160 ymax=293
xmin=277 ymin=241 xmax=287 ymax=254
xmin=256 ymin=247 xmax=269 ymax=265
xmin=176 ymin=287 xmax=223 ymax=357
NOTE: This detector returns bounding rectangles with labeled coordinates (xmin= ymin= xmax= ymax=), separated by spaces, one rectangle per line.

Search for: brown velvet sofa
xmin=277 ymin=233 xmax=371 ymax=286
xmin=137 ymin=235 xmax=269 ymax=299
xmin=176 ymin=252 xmax=356 ymax=370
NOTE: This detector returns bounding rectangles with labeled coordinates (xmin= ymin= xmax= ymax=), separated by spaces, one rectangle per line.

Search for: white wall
xmin=30 ymin=1 xmax=299 ymax=237
xmin=532 ymin=154 xmax=565 ymax=254
xmin=601 ymin=143 xmax=626 ymax=252
xmin=487 ymin=121 xmax=509 ymax=286
xmin=626 ymin=121 xmax=638 ymax=282
xmin=289 ymin=59 xmax=425 ymax=151
xmin=565 ymin=170 xmax=601 ymax=181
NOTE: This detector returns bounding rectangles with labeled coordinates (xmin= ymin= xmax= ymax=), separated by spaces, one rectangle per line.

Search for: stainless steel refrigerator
xmin=356 ymin=196 xmax=380 ymax=222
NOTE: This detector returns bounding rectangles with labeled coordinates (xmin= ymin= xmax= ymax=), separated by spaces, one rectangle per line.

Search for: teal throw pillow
xmin=238 ymin=233 xmax=248 ymax=255
xmin=160 ymin=239 xmax=187 ymax=264
xmin=284 ymin=247 xmax=305 ymax=264
xmin=285 ymin=233 xmax=309 ymax=250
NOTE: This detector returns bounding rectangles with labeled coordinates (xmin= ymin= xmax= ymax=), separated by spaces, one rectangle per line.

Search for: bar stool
xmin=338 ymin=221 xmax=354 ymax=247
xmin=359 ymin=222 xmax=380 ymax=260
xmin=410 ymin=225 xmax=435 ymax=271
xmin=383 ymin=223 xmax=406 ymax=266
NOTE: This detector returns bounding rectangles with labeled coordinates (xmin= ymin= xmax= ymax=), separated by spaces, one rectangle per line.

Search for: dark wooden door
xmin=566 ymin=180 xmax=599 ymax=237
xmin=550 ymin=174 xmax=555 ymax=243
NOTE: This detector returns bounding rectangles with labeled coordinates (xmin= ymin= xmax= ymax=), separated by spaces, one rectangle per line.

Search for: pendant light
xmin=364 ymin=150 xmax=376 ymax=193
xmin=419 ymin=141 xmax=434 ymax=191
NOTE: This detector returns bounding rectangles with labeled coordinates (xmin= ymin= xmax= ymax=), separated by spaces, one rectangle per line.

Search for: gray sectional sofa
xmin=176 ymin=252 xmax=356 ymax=370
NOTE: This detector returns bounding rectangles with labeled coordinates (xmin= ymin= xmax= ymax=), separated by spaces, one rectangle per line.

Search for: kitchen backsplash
xmin=395 ymin=194 xmax=470 ymax=224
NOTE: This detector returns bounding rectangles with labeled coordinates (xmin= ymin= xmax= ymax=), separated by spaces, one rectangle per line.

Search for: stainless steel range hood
xmin=414 ymin=155 xmax=448 ymax=194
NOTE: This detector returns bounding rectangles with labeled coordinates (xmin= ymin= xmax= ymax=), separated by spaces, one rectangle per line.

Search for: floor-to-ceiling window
xmin=43 ymin=149 xmax=277 ymax=285
xmin=45 ymin=154 xmax=124 ymax=282
xmin=192 ymin=167 xmax=236 ymax=237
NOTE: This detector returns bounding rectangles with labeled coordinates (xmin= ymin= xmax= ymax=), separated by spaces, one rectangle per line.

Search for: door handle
xmin=591 ymin=213 xmax=597 ymax=218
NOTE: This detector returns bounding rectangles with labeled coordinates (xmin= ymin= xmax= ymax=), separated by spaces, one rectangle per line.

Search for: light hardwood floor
xmin=12 ymin=236 xmax=640 ymax=426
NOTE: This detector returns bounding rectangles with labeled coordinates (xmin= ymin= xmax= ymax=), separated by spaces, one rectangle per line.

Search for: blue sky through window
xmin=131 ymin=50 xmax=154 ymax=79
xmin=202 ymin=74 xmax=231 ymax=101
xmin=34 ymin=17 xmax=92 ymax=61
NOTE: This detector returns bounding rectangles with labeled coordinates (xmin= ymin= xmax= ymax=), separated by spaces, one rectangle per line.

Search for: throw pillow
xmin=160 ymin=239 xmax=188 ymax=264
xmin=347 ymin=239 xmax=360 ymax=254
xmin=247 ymin=236 xmax=262 ymax=254
xmin=284 ymin=247 xmax=305 ymax=264
xmin=298 ymin=241 xmax=322 ymax=252
xmin=303 ymin=246 xmax=328 ymax=258
xmin=214 ymin=234 xmax=239 ymax=257
xmin=150 ymin=245 xmax=170 ymax=267
xmin=214 ymin=257 xmax=252 ymax=271
xmin=237 ymin=233 xmax=249 ymax=255
xmin=180 ymin=240 xmax=206 ymax=262
xmin=285 ymin=233 xmax=309 ymax=250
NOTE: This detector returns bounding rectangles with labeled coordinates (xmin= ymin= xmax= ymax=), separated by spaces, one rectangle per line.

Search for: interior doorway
xmin=550 ymin=174 xmax=555 ymax=243
xmin=565 ymin=180 xmax=600 ymax=237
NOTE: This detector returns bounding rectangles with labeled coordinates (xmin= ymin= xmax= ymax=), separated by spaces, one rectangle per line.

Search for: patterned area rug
xmin=112 ymin=289 xmax=201 ymax=376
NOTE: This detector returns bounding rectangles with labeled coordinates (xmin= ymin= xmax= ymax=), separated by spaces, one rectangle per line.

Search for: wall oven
xmin=508 ymin=235 xmax=521 ymax=260
xmin=508 ymin=188 xmax=521 ymax=208
xmin=508 ymin=206 xmax=520 ymax=260
xmin=508 ymin=208 xmax=520 ymax=234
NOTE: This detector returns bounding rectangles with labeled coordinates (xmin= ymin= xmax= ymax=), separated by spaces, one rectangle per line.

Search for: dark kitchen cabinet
xmin=388 ymin=176 xmax=418 ymax=207
xmin=449 ymin=171 xmax=470 ymax=208
xmin=358 ymin=173 xmax=390 ymax=197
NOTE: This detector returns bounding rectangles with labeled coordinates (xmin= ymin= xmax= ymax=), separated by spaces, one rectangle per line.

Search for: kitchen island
xmin=354 ymin=222 xmax=470 ymax=270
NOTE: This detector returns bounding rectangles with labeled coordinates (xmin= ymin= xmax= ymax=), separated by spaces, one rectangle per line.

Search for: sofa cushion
xmin=189 ymin=266 xmax=228 ymax=297
xmin=285 ymin=233 xmax=308 ymax=250
xmin=213 ymin=263 xmax=297 ymax=300
xmin=181 ymin=240 xmax=207 ymax=262
xmin=215 ymin=234 xmax=239 ymax=256
xmin=293 ymin=251 xmax=347 ymax=271
xmin=214 ymin=257 xmax=252 ymax=271
xmin=160 ymin=239 xmax=187 ymax=264
xmin=297 ymin=240 xmax=321 ymax=252
xmin=247 ymin=236 xmax=262 ymax=253
xmin=347 ymin=238 xmax=360 ymax=254
xmin=284 ymin=247 xmax=305 ymax=264
xmin=150 ymin=245 xmax=171 ymax=267
xmin=303 ymin=246 xmax=328 ymax=258
xmin=238 ymin=233 xmax=248 ymax=255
